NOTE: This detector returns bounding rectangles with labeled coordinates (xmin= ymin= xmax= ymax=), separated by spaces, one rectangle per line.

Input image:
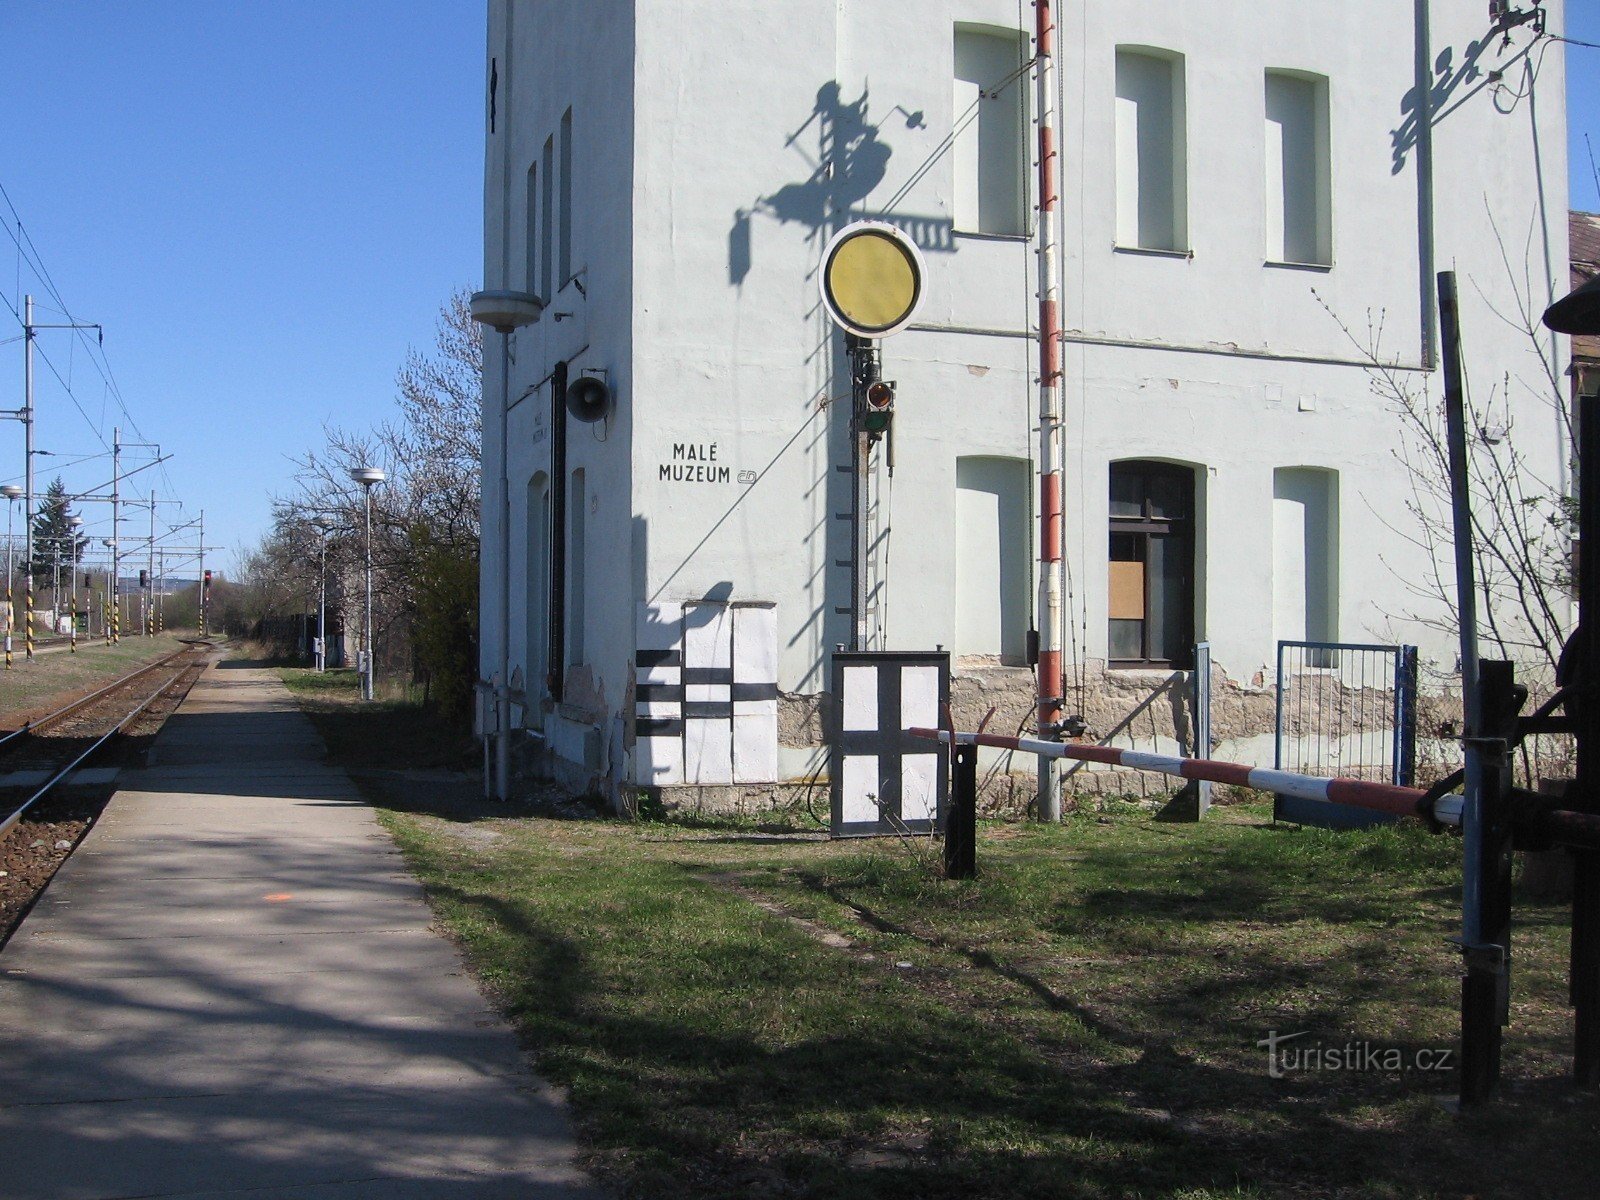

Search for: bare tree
xmin=1317 ymin=218 xmax=1571 ymax=678
xmin=268 ymin=290 xmax=484 ymax=711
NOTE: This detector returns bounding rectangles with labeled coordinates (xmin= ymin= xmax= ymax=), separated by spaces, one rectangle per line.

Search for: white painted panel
xmin=1273 ymin=468 xmax=1338 ymax=645
xmin=734 ymin=716 xmax=778 ymax=782
xmin=638 ymin=664 xmax=681 ymax=687
xmin=1115 ymin=50 xmax=1184 ymax=251
xmin=684 ymin=602 xmax=733 ymax=669
xmin=686 ymin=718 xmax=734 ymax=785
xmin=733 ymin=699 xmax=778 ymax=717
xmin=635 ymin=701 xmax=681 ymax=718
xmin=842 ymin=755 xmax=881 ymax=823
xmin=951 ymin=69 xmax=982 ymax=233
xmin=1265 ymin=72 xmax=1328 ymax=264
xmin=901 ymin=666 xmax=939 ymax=730
xmin=685 ymin=683 xmax=731 ymax=704
xmin=955 ymin=457 xmax=1029 ymax=659
xmin=901 ymin=754 xmax=939 ymax=821
xmin=842 ymin=666 xmax=879 ymax=731
xmin=953 ymin=28 xmax=1026 ymax=236
xmin=636 ymin=738 xmax=683 ymax=786
xmin=732 ymin=604 xmax=777 ymax=682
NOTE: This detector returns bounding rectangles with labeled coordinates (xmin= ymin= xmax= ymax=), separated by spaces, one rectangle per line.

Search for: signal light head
xmin=862 ymin=380 xmax=896 ymax=435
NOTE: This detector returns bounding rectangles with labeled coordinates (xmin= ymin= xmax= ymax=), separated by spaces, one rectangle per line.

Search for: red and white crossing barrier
xmin=907 ymin=727 xmax=1463 ymax=826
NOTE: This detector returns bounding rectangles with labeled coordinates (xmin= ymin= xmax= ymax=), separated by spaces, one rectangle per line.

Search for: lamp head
xmin=469 ymin=289 xmax=545 ymax=333
xmin=348 ymin=466 xmax=386 ymax=488
xmin=0 ymin=485 xmax=21 ymax=501
xmin=1543 ymin=275 xmax=1600 ymax=337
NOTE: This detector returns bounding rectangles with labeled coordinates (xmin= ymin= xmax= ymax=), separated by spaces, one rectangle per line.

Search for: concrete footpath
xmin=0 ymin=661 xmax=601 ymax=1199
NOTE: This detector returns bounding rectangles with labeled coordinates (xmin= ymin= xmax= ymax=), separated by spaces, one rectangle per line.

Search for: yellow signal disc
xmin=822 ymin=224 xmax=923 ymax=337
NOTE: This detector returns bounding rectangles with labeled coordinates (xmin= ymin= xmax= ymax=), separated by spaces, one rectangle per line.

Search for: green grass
xmin=366 ymin=797 xmax=1599 ymax=1199
xmin=279 ymin=665 xmax=475 ymax=770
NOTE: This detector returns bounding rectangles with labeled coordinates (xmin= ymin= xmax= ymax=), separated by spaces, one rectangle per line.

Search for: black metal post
xmin=1397 ymin=645 xmax=1419 ymax=788
xmin=1573 ymin=391 xmax=1600 ymax=1087
xmin=1439 ymin=271 xmax=1504 ymax=1101
xmin=845 ymin=334 xmax=879 ymax=653
xmin=1460 ymin=658 xmax=1518 ymax=1105
xmin=945 ymin=742 xmax=976 ymax=880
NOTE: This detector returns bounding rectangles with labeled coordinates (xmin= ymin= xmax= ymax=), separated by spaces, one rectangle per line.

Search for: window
xmin=558 ymin=108 xmax=574 ymax=286
xmin=953 ymin=26 xmax=1028 ymax=237
xmin=540 ymin=135 xmax=555 ymax=301
xmin=1114 ymin=48 xmax=1187 ymax=252
xmin=1272 ymin=468 xmax=1338 ymax=645
xmin=955 ymin=456 xmax=1030 ymax=660
xmin=1264 ymin=71 xmax=1331 ymax=265
xmin=526 ymin=472 xmax=550 ymax=701
xmin=1108 ymin=462 xmax=1195 ymax=667
xmin=567 ymin=467 xmax=585 ymax=666
xmin=524 ymin=163 xmax=538 ymax=297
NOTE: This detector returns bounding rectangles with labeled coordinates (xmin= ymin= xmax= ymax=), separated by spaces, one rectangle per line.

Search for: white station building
xmin=477 ymin=1 xmax=1571 ymax=809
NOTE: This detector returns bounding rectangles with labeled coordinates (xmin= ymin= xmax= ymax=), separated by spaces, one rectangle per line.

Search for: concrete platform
xmin=0 ymin=660 xmax=601 ymax=1200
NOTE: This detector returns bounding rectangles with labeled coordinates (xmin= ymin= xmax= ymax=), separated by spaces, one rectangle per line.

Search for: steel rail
xmin=0 ymin=644 xmax=199 ymax=753
xmin=0 ymin=661 xmax=201 ymax=842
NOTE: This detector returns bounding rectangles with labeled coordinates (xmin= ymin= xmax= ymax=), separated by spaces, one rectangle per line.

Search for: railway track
xmin=0 ymin=641 xmax=212 ymax=838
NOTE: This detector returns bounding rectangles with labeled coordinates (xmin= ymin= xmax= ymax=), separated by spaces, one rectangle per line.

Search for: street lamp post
xmin=2 ymin=484 xmax=20 ymax=669
xmin=314 ymin=521 xmax=330 ymax=673
xmin=469 ymin=289 xmax=545 ymax=801
xmin=348 ymin=467 xmax=385 ymax=701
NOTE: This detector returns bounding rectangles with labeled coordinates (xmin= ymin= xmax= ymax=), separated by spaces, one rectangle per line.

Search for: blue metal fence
xmin=1273 ymin=640 xmax=1419 ymax=829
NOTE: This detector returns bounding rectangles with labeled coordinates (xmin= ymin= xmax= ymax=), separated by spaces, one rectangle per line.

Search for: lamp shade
xmin=469 ymin=289 xmax=545 ymax=332
xmin=1543 ymin=275 xmax=1600 ymax=336
xmin=349 ymin=467 xmax=386 ymax=487
xmin=0 ymin=485 xmax=21 ymax=500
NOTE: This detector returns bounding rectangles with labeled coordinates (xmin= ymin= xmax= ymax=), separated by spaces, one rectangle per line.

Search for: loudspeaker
xmin=566 ymin=374 xmax=612 ymax=423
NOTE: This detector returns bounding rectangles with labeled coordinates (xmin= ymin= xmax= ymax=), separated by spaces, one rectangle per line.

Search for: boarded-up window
xmin=1109 ymin=461 xmax=1195 ymax=667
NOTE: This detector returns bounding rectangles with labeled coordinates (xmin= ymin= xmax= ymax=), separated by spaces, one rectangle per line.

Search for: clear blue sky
xmin=0 ymin=3 xmax=482 ymax=574
xmin=0 ymin=5 xmax=1596 ymax=575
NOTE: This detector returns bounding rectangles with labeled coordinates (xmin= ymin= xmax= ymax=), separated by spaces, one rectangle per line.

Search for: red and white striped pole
xmin=1035 ymin=0 xmax=1065 ymax=821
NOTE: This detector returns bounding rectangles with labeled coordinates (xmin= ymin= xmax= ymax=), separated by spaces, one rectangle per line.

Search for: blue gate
xmin=1273 ymin=640 xmax=1418 ymax=829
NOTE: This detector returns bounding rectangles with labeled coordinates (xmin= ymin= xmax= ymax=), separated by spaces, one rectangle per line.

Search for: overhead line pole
xmin=18 ymin=295 xmax=104 ymax=659
xmin=112 ymin=428 xmax=121 ymax=643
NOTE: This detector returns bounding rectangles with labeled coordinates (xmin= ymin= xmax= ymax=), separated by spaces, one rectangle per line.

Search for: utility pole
xmin=198 ymin=511 xmax=206 ymax=637
xmin=1033 ymin=0 xmax=1066 ymax=822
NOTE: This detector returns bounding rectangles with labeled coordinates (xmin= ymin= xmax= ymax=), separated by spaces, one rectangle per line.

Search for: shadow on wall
xmin=730 ymin=80 xmax=953 ymax=286
xmin=1390 ymin=14 xmax=1542 ymax=175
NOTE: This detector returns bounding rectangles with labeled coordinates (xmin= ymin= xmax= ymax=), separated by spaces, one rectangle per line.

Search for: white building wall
xmin=482 ymin=1 xmax=637 ymax=785
xmin=485 ymin=1 xmax=1569 ymax=800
